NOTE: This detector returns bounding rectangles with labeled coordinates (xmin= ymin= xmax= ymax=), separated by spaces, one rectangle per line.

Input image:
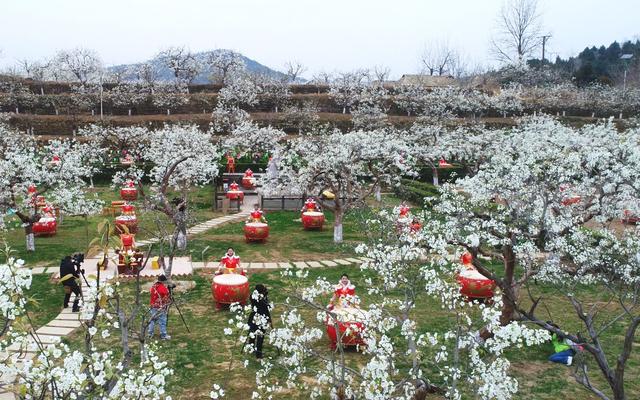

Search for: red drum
xmin=561 ymin=196 xmax=581 ymax=206
xmin=120 ymin=187 xmax=138 ymax=201
xmin=226 ymin=190 xmax=245 ymax=202
xmin=456 ymin=268 xmax=496 ymax=301
xmin=212 ymin=274 xmax=250 ymax=309
xmin=33 ymin=216 xmax=57 ymax=236
xmin=241 ymin=176 xmax=255 ymax=189
xmin=244 ymin=222 xmax=269 ymax=242
xmin=302 ymin=211 xmax=325 ymax=230
xmin=115 ymin=215 xmax=138 ymax=234
xmin=326 ymin=307 xmax=367 ymax=350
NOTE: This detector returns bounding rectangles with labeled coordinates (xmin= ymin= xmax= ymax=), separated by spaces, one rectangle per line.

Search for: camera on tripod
xmin=167 ymin=283 xmax=177 ymax=290
xmin=71 ymin=253 xmax=85 ymax=266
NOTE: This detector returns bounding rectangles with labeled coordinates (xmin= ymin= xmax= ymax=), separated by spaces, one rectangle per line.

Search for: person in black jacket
xmin=247 ymin=284 xmax=272 ymax=359
xmin=59 ymin=255 xmax=82 ymax=312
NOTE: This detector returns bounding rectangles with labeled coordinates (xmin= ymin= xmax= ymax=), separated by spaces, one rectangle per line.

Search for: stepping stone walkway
xmin=5 ymin=203 xmax=370 ymax=399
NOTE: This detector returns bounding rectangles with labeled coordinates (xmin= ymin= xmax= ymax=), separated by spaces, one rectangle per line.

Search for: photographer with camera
xmin=148 ymin=275 xmax=172 ymax=340
xmin=59 ymin=253 xmax=84 ymax=312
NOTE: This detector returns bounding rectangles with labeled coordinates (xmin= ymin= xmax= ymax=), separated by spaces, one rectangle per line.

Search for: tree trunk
xmin=128 ymin=109 xmax=132 ymax=116
xmin=432 ymin=167 xmax=439 ymax=186
xmin=333 ymin=209 xmax=344 ymax=243
xmin=275 ymin=106 xmax=278 ymax=113
xmin=342 ymin=107 xmax=346 ymax=114
xmin=375 ymin=186 xmax=382 ymax=203
xmin=167 ymin=109 xmax=170 ymax=115
xmin=481 ymin=243 xmax=517 ymax=340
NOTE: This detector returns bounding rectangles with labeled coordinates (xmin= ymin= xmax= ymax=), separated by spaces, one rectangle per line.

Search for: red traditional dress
xmin=410 ymin=220 xmax=422 ymax=233
xmin=399 ymin=204 xmax=410 ymax=218
xmin=220 ymin=254 xmax=241 ymax=273
xmin=332 ymin=281 xmax=356 ymax=308
xmin=229 ymin=182 xmax=239 ymax=191
xmin=244 ymin=169 xmax=254 ymax=177
xmin=302 ymin=198 xmax=317 ymax=212
xmin=248 ymin=209 xmax=267 ymax=223
xmin=226 ymin=155 xmax=236 ymax=173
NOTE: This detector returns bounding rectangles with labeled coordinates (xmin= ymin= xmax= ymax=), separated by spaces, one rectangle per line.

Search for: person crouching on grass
xmin=148 ymin=274 xmax=171 ymax=340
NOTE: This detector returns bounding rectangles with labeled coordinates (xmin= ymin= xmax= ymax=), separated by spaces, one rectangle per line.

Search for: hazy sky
xmin=0 ymin=0 xmax=638 ymax=79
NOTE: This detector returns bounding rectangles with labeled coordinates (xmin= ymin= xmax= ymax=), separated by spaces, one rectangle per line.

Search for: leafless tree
xmin=373 ymin=66 xmax=391 ymax=84
xmin=421 ymin=40 xmax=457 ymax=76
xmin=54 ymin=48 xmax=103 ymax=84
xmin=156 ymin=46 xmax=200 ymax=87
xmin=490 ymin=0 xmax=543 ymax=64
xmin=285 ymin=60 xmax=307 ymax=83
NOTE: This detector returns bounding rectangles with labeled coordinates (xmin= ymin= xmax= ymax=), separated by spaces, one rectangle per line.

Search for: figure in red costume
xmin=229 ymin=181 xmax=240 ymax=191
xmin=247 ymin=204 xmax=267 ymax=223
xmin=217 ymin=247 xmax=244 ymax=275
xmin=399 ymin=202 xmax=410 ymax=218
xmin=410 ymin=218 xmax=422 ymax=233
xmin=244 ymin=168 xmax=254 ymax=177
xmin=302 ymin=197 xmax=319 ymax=213
xmin=329 ymin=274 xmax=356 ymax=309
xmin=226 ymin=154 xmax=236 ymax=173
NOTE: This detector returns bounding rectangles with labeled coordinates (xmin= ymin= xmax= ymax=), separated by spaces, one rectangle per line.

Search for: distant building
xmin=396 ymin=74 xmax=457 ymax=87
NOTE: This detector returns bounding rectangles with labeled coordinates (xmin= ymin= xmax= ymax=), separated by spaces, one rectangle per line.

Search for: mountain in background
xmin=108 ymin=49 xmax=289 ymax=84
xmin=528 ymin=39 xmax=640 ymax=86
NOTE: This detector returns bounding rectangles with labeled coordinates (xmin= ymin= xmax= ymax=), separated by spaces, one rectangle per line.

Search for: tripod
xmin=166 ymin=286 xmax=190 ymax=333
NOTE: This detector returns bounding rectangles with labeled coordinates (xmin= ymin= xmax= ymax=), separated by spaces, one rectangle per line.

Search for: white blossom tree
xmin=0 ymin=122 xmax=102 ymax=251
xmin=262 ymin=128 xmax=414 ymax=242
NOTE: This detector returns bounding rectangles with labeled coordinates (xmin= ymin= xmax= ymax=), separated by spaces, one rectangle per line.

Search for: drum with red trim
xmin=33 ymin=216 xmax=57 ymax=236
xmin=326 ymin=307 xmax=367 ymax=349
xmin=115 ymin=215 xmax=138 ymax=234
xmin=456 ymin=268 xmax=496 ymax=301
xmin=226 ymin=190 xmax=245 ymax=202
xmin=120 ymin=182 xmax=138 ymax=201
xmin=302 ymin=211 xmax=325 ymax=230
xmin=212 ymin=274 xmax=250 ymax=308
xmin=244 ymin=222 xmax=269 ymax=242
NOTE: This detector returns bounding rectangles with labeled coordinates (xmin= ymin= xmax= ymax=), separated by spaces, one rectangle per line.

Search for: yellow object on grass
xmin=151 ymin=256 xmax=160 ymax=270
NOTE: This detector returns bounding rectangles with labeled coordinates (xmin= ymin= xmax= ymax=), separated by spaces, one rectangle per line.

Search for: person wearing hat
xmin=148 ymin=274 xmax=171 ymax=340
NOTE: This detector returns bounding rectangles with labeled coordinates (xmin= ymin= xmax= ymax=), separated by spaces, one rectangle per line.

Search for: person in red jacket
xmin=148 ymin=275 xmax=171 ymax=340
xmin=329 ymin=274 xmax=356 ymax=309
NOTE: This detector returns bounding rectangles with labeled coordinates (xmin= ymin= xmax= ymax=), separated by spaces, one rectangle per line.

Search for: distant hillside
xmin=529 ymin=39 xmax=640 ymax=86
xmin=109 ymin=49 xmax=289 ymax=84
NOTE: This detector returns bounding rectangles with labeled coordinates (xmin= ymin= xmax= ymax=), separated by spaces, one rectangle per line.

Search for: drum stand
xmin=167 ymin=287 xmax=191 ymax=333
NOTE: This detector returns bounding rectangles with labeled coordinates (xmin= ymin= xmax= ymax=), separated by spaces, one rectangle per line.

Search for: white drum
xmin=213 ymin=274 xmax=248 ymax=286
xmin=245 ymin=222 xmax=268 ymax=228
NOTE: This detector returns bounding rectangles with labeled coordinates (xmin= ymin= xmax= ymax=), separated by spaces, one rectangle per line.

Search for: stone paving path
xmin=3 ymin=202 xmax=376 ymax=398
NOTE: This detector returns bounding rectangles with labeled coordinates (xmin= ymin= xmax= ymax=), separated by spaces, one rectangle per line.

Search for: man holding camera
xmin=148 ymin=275 xmax=172 ymax=340
xmin=59 ymin=253 xmax=84 ymax=312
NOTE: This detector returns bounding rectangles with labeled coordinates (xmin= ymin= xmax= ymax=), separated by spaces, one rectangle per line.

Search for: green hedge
xmin=394 ymin=179 xmax=440 ymax=206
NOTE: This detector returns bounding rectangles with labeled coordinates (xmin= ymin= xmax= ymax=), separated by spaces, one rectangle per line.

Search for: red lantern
xmin=302 ymin=211 xmax=325 ymax=230
xmin=244 ymin=222 xmax=269 ymax=242
xmin=211 ymin=274 xmax=249 ymax=309
xmin=325 ymin=308 xmax=367 ymax=350
xmin=456 ymin=269 xmax=496 ymax=301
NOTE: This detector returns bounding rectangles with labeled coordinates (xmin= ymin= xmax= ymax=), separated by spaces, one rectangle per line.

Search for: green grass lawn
xmin=53 ymin=265 xmax=639 ymax=400
xmin=183 ymin=210 xmax=363 ymax=263
xmin=2 ymin=185 xmax=222 ymax=267
xmin=5 ymin=189 xmax=638 ymax=400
